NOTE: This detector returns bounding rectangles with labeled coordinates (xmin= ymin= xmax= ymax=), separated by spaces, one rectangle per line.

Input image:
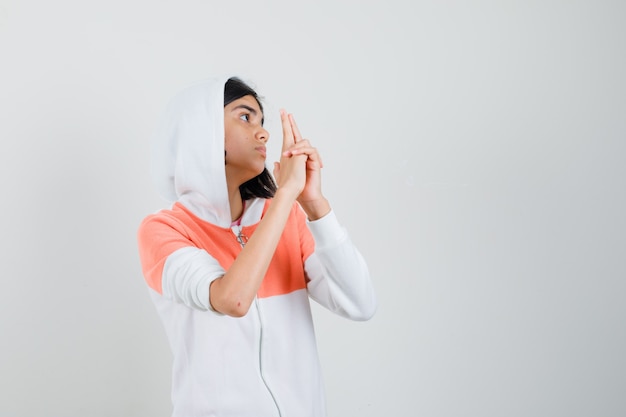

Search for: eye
xmin=239 ymin=113 xmax=250 ymax=122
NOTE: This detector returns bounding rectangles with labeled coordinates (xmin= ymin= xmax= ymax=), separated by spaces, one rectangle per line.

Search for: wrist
xmin=274 ymin=186 xmax=300 ymax=204
xmin=299 ymin=197 xmax=331 ymax=221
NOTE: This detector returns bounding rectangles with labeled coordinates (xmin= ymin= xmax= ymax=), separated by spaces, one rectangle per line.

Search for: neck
xmin=226 ymin=178 xmax=244 ymax=222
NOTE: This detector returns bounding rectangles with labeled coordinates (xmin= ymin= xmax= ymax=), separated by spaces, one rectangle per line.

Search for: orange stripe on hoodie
xmin=137 ymin=200 xmax=315 ymax=299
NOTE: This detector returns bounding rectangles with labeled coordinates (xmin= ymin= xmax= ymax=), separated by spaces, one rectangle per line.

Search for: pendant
xmin=236 ymin=229 xmax=248 ymax=246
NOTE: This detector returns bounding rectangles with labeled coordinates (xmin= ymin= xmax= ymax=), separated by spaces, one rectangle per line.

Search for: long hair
xmin=224 ymin=77 xmax=277 ymax=200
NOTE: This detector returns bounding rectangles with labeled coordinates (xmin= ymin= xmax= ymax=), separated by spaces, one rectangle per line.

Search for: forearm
xmin=306 ymin=241 xmax=376 ymax=321
xmin=305 ymin=211 xmax=377 ymax=320
xmin=209 ymin=189 xmax=296 ymax=316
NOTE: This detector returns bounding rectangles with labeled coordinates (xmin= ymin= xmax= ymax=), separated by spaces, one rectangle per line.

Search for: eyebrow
xmin=232 ymin=104 xmax=265 ymax=125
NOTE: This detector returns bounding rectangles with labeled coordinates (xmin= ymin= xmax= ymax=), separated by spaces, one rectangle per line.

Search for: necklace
xmin=232 ymin=201 xmax=247 ymax=247
xmin=235 ymin=227 xmax=248 ymax=246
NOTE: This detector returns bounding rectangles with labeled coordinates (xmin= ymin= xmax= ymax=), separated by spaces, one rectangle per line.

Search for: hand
xmin=272 ymin=109 xmax=307 ymax=200
xmin=273 ymin=110 xmax=330 ymax=219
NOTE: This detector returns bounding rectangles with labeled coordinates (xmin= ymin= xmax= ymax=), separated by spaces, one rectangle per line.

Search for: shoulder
xmin=137 ymin=203 xmax=197 ymax=242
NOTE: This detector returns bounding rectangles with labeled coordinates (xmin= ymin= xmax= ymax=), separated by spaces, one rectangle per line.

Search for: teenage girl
xmin=137 ymin=76 xmax=376 ymax=416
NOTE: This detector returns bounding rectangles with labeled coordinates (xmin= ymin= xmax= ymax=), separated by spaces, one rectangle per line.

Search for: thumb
xmin=273 ymin=161 xmax=281 ymax=182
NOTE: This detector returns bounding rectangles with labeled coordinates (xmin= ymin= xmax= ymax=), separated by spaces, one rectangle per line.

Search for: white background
xmin=1 ymin=1 xmax=625 ymax=416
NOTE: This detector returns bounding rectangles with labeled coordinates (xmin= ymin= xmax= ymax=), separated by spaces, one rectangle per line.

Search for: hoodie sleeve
xmin=137 ymin=214 xmax=225 ymax=313
xmin=303 ymin=210 xmax=377 ymax=321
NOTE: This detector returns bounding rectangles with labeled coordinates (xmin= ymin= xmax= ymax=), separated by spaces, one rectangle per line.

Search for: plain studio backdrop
xmin=1 ymin=1 xmax=624 ymax=416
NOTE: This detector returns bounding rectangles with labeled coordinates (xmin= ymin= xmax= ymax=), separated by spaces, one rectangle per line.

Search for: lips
xmin=255 ymin=146 xmax=266 ymax=157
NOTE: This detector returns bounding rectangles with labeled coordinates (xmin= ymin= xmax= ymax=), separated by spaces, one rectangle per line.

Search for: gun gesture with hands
xmin=273 ymin=109 xmax=330 ymax=220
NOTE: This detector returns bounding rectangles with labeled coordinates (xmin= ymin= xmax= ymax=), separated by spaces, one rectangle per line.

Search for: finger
xmin=280 ymin=109 xmax=295 ymax=151
xmin=306 ymin=158 xmax=323 ymax=171
xmin=282 ymin=139 xmax=311 ymax=154
xmin=288 ymin=114 xmax=303 ymax=142
xmin=283 ymin=140 xmax=312 ymax=153
xmin=273 ymin=161 xmax=281 ymax=181
xmin=282 ymin=145 xmax=324 ymax=167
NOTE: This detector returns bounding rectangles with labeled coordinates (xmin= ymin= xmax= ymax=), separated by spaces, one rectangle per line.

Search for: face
xmin=224 ymin=95 xmax=269 ymax=184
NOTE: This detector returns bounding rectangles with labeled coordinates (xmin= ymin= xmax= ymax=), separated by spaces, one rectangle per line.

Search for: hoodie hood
xmin=151 ymin=75 xmax=237 ymax=227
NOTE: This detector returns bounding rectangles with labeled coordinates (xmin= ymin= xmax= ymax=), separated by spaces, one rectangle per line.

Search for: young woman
xmin=137 ymin=76 xmax=376 ymax=417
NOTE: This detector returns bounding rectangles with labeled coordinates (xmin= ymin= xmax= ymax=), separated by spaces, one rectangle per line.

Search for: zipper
xmin=233 ymin=225 xmax=282 ymax=416
xmin=255 ymin=297 xmax=282 ymax=417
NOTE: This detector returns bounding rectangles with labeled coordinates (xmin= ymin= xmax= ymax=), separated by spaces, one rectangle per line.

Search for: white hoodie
xmin=137 ymin=76 xmax=376 ymax=417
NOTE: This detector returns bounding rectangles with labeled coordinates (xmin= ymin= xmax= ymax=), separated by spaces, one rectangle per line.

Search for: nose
xmin=256 ymin=126 xmax=269 ymax=143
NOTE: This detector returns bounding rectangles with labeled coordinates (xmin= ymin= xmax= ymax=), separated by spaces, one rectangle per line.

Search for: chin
xmin=254 ymin=164 xmax=267 ymax=176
